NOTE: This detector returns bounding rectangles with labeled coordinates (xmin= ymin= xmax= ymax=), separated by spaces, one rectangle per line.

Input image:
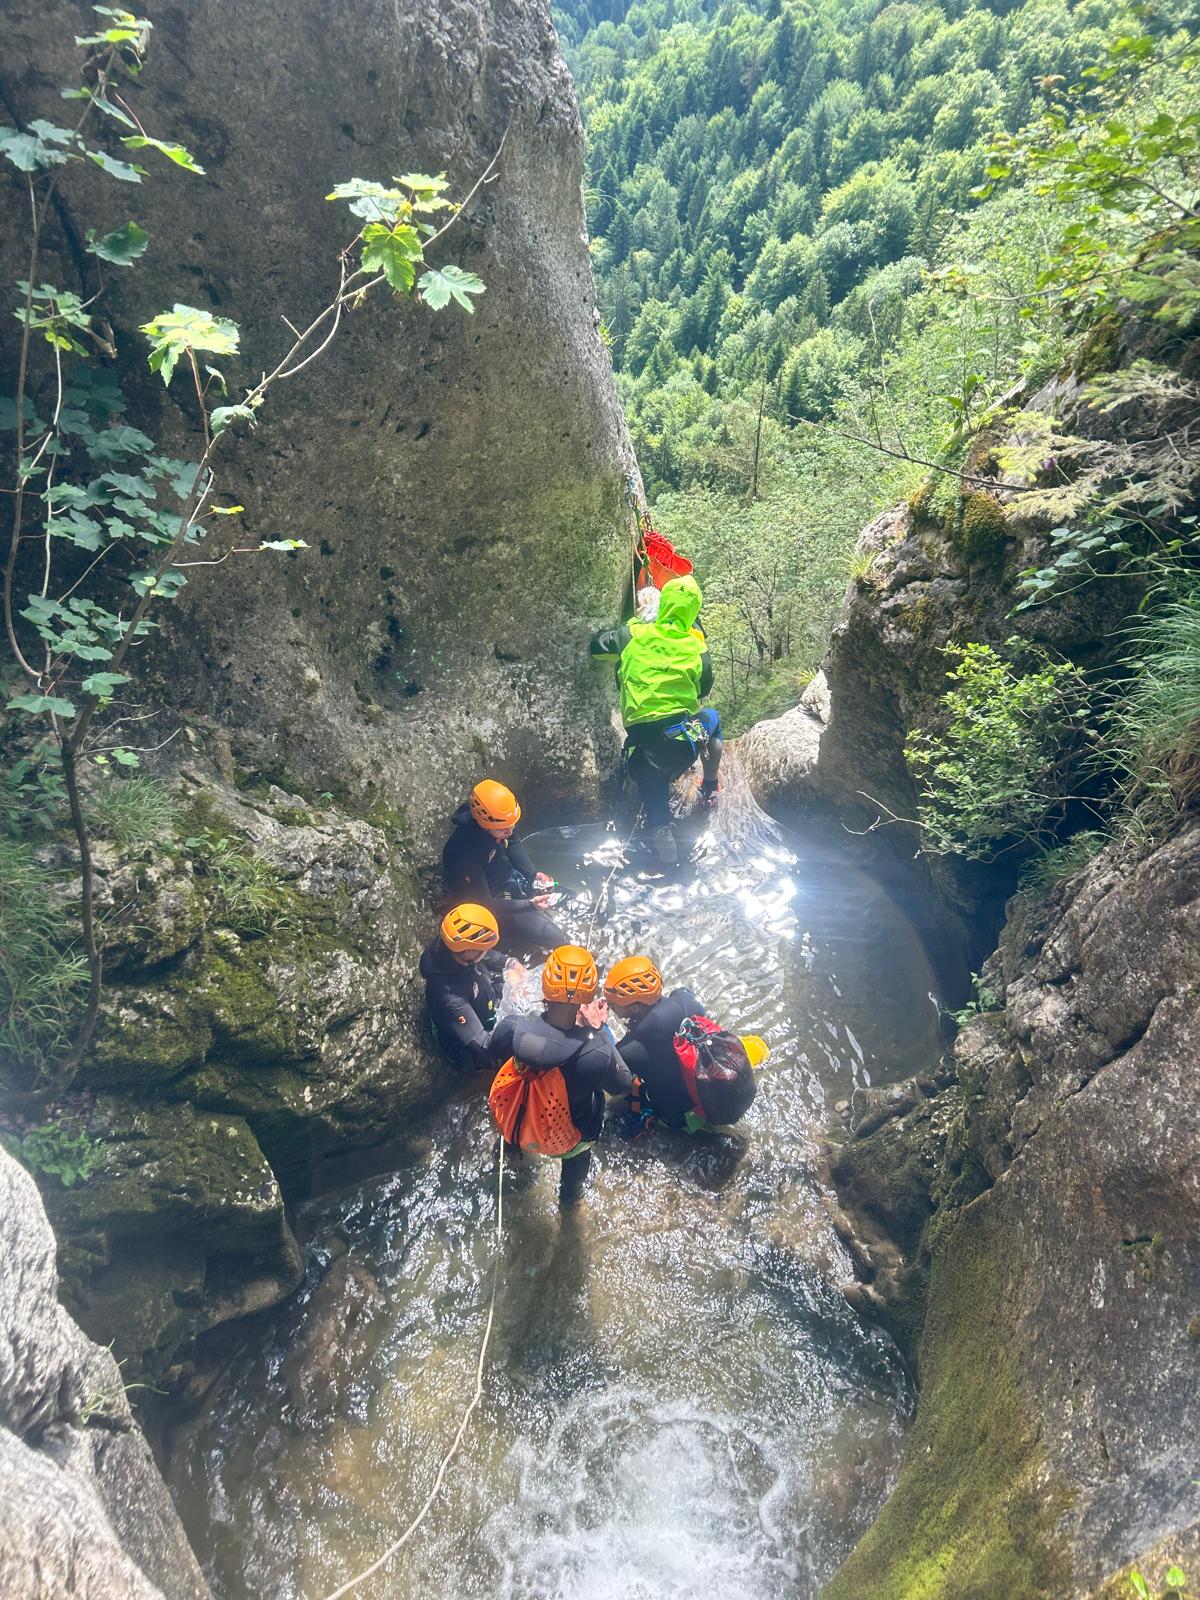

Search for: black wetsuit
xmin=615 ymin=987 xmax=707 ymax=1129
xmin=489 ymin=1012 xmax=631 ymax=1202
xmin=441 ymin=803 xmax=565 ymax=954
xmin=420 ymin=939 xmax=506 ymax=1072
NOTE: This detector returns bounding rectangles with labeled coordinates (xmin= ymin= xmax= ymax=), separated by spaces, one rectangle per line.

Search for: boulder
xmin=34 ymin=1097 xmax=302 ymax=1395
xmin=0 ymin=1146 xmax=209 ymax=1599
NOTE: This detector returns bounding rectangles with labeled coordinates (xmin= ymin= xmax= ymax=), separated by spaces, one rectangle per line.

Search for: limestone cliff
xmin=2 ymin=0 xmax=633 ymax=1389
xmin=824 ymin=822 xmax=1200 ymax=1599
xmin=0 ymin=1145 xmax=210 ymax=1599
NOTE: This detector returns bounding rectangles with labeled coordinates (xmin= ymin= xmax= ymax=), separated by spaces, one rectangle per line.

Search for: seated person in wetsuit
xmin=488 ymin=945 xmax=631 ymax=1206
xmin=604 ymin=955 xmax=708 ymax=1130
xmin=441 ymin=779 xmax=565 ymax=955
xmin=420 ymin=903 xmax=507 ymax=1073
xmin=589 ymin=576 xmax=723 ymax=867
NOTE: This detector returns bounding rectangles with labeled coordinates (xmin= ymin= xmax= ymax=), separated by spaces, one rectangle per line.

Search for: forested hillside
xmin=556 ymin=0 xmax=1197 ymax=727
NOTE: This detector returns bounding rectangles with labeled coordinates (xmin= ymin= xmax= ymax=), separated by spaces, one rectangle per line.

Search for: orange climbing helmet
xmin=470 ymin=779 xmax=522 ymax=835
xmin=604 ymin=955 xmax=663 ymax=1004
xmin=542 ymin=945 xmax=599 ymax=1004
xmin=440 ymin=902 xmax=500 ymax=953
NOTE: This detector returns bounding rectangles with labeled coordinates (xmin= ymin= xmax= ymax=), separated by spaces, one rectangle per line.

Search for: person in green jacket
xmin=590 ymin=574 xmax=723 ymax=865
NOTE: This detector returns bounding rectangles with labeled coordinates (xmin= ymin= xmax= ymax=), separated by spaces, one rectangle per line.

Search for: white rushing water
xmin=169 ymin=767 xmax=947 ymax=1600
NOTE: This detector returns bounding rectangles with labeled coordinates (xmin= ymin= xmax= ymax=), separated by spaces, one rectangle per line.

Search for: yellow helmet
xmin=440 ymin=902 xmax=500 ymax=953
xmin=604 ymin=955 xmax=663 ymax=1004
xmin=542 ymin=945 xmax=599 ymax=1004
xmin=469 ymin=779 xmax=521 ymax=835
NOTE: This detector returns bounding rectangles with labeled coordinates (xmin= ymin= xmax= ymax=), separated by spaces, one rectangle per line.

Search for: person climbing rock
xmin=420 ymin=903 xmax=509 ymax=1073
xmin=442 ymin=779 xmax=566 ymax=955
xmin=589 ymin=574 xmax=723 ymax=865
xmin=488 ymin=945 xmax=630 ymax=1206
xmin=605 ymin=955 xmax=763 ymax=1133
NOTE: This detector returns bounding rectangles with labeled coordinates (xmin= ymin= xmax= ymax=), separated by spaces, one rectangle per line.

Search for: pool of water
xmin=168 ymin=763 xmax=947 ymax=1600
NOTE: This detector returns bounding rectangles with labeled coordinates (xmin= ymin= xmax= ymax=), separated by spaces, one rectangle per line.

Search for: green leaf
xmin=418 ymin=263 xmax=486 ymax=312
xmin=211 ymin=402 xmax=257 ymax=434
xmin=81 ymin=671 xmax=129 ymax=696
xmin=361 ymin=222 xmax=423 ymax=292
xmin=86 ymin=220 xmax=148 ymax=265
xmin=212 ymin=504 xmax=243 ymax=515
xmin=140 ymin=304 xmax=240 ymax=388
xmin=87 ymin=148 xmax=144 ymax=182
xmin=61 ymin=86 xmax=135 ymax=127
xmin=259 ymin=538 xmax=309 ymax=551
xmin=325 ymin=178 xmax=403 ymax=222
xmin=1165 ymin=1568 xmax=1187 ymax=1589
xmin=130 ymin=568 xmax=186 ymax=598
xmin=111 ymin=747 xmax=140 ymax=766
xmin=9 ymin=691 xmax=77 ymax=718
xmin=120 ymin=135 xmax=204 ymax=174
xmin=1128 ymin=1570 xmax=1150 ymax=1599
xmin=0 ymin=122 xmax=78 ymax=172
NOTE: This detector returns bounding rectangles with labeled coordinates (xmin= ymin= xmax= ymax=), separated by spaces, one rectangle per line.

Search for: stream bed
xmin=169 ymin=770 xmax=948 ymax=1599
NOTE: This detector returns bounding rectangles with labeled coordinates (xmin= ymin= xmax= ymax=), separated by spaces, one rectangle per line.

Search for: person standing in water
xmin=441 ymin=779 xmax=565 ymax=955
xmin=589 ymin=574 xmax=723 ymax=865
xmin=488 ymin=945 xmax=630 ymax=1207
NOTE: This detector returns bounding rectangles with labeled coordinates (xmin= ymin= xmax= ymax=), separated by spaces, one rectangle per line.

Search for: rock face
xmin=824 ymin=823 xmax=1200 ymax=1599
xmin=3 ymin=0 xmax=635 ymax=849
xmin=0 ymin=1146 xmax=210 ymax=1599
xmin=2 ymin=0 xmax=634 ymax=1384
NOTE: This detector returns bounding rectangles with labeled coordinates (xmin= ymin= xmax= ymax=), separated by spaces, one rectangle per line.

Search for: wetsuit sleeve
xmin=488 ymin=1015 xmax=518 ymax=1069
xmin=427 ymin=975 xmax=492 ymax=1069
xmin=574 ymin=1034 xmax=632 ymax=1095
xmin=590 ymin=625 xmax=631 ymax=660
xmin=505 ymin=835 xmax=538 ymax=889
xmin=616 ymin=1033 xmax=652 ymax=1079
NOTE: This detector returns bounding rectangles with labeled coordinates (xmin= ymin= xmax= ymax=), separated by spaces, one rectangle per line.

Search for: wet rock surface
xmin=2 ymin=0 xmax=634 ymax=1401
xmin=2 ymin=0 xmax=635 ymax=855
xmin=0 ymin=1147 xmax=210 ymax=1600
xmin=825 ymin=823 xmax=1200 ymax=1598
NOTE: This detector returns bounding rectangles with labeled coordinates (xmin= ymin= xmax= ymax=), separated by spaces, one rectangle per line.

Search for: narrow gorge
xmin=2 ymin=0 xmax=1197 ymax=1597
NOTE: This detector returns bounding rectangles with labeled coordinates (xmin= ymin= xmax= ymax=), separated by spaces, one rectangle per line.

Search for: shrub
xmin=1110 ymin=585 xmax=1200 ymax=810
xmin=905 ymin=641 xmax=1088 ymax=859
xmin=1 ymin=1119 xmax=100 ymax=1188
xmin=0 ymin=839 xmax=88 ymax=1084
xmin=88 ymin=777 xmax=177 ymax=850
xmin=184 ymin=828 xmax=296 ymax=935
xmin=1017 ymin=830 xmax=1109 ymax=891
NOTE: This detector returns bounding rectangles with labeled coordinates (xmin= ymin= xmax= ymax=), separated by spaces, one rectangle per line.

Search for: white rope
xmin=314 ymin=812 xmax=638 ymax=1598
xmin=315 ymin=1141 xmax=505 ymax=1600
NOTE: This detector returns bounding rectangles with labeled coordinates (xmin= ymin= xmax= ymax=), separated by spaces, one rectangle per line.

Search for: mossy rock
xmin=1074 ymin=314 xmax=1121 ymax=381
xmin=949 ymin=491 xmax=1009 ymax=565
xmin=823 ymin=1198 xmax=1073 ymax=1600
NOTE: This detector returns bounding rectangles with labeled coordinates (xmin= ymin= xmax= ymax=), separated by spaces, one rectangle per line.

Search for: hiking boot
xmin=652 ymin=824 xmax=678 ymax=866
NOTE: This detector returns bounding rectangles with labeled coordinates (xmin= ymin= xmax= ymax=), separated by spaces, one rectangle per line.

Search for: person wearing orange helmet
xmin=441 ymin=779 xmax=566 ymax=955
xmin=604 ymin=955 xmax=710 ymax=1131
xmin=420 ymin=903 xmax=508 ymax=1073
xmin=487 ymin=945 xmax=630 ymax=1205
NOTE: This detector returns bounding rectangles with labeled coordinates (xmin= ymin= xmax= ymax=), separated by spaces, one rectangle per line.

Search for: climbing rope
xmin=316 ymin=812 xmax=639 ymax=1597
xmin=316 ymin=1141 xmax=506 ymax=1600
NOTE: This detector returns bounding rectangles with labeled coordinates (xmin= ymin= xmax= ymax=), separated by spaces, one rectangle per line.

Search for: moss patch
xmin=1074 ymin=314 xmax=1121 ymax=381
xmin=823 ymin=1197 xmax=1073 ymax=1600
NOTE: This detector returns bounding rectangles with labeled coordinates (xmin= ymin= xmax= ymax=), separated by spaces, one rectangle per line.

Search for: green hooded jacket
xmin=590 ymin=575 xmax=709 ymax=727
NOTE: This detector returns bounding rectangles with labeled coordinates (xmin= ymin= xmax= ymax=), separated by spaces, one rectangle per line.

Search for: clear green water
xmin=168 ymin=769 xmax=947 ymax=1599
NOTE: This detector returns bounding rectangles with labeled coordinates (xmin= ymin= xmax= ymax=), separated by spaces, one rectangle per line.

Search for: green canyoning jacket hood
xmin=619 ymin=575 xmax=708 ymax=727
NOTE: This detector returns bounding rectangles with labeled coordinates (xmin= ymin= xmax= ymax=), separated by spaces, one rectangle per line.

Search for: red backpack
xmin=673 ymin=1015 xmax=757 ymax=1126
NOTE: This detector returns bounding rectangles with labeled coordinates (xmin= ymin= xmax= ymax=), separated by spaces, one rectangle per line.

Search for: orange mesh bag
xmin=489 ymin=1058 xmax=584 ymax=1157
